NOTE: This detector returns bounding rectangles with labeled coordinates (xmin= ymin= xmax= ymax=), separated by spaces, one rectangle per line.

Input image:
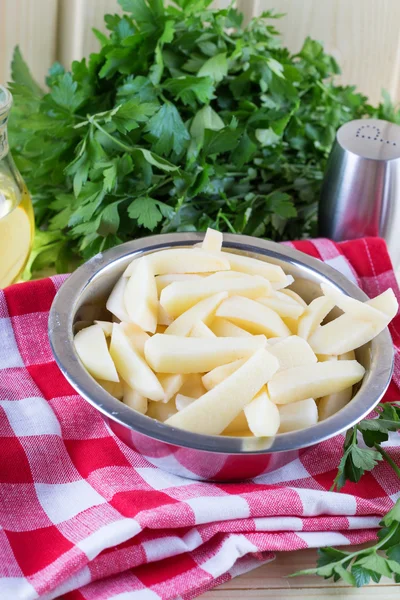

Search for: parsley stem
xmin=316 ymin=80 xmax=338 ymax=102
xmin=147 ymin=176 xmax=173 ymax=195
xmin=90 ymin=120 xmax=135 ymax=153
xmin=289 ymin=521 xmax=399 ymax=577
xmin=221 ymin=33 xmax=237 ymax=46
xmin=352 ymin=426 xmax=358 ymax=444
xmin=373 ymin=443 xmax=400 ymax=478
xmin=217 ymin=211 xmax=236 ymax=233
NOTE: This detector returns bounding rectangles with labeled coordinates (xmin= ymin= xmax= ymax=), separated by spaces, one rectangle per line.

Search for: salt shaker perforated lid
xmin=319 ymin=118 xmax=400 ymax=267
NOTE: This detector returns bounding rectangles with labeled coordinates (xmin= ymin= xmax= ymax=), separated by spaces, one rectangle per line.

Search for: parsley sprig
xmin=291 ymin=402 xmax=400 ymax=586
xmin=332 ymin=402 xmax=400 ymax=491
xmin=7 ymin=0 xmax=400 ymax=277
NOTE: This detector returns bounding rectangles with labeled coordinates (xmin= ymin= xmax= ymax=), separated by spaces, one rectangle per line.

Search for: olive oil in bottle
xmin=0 ymin=86 xmax=34 ymax=288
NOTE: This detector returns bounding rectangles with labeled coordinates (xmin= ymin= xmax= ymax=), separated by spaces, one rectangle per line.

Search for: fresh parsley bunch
xmin=8 ymin=0 xmax=399 ymax=275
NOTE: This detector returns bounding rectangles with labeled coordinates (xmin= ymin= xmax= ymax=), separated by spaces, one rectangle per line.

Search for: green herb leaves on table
xmin=291 ymin=402 xmax=400 ymax=586
xmin=8 ymin=0 xmax=400 ymax=277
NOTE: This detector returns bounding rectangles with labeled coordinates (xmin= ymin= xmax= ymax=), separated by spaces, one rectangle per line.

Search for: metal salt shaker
xmin=319 ymin=118 xmax=400 ymax=267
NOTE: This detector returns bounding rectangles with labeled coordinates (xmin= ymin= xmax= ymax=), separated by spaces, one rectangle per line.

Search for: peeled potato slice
xmin=244 ymin=389 xmax=280 ymax=436
xmin=156 ymin=273 xmax=203 ymax=295
xmin=161 ymin=273 xmax=271 ymax=317
xmin=211 ymin=270 xmax=256 ymax=279
xmin=119 ymin=322 xmax=150 ymax=356
xmin=147 ymin=398 xmax=177 ymax=421
xmin=190 ymin=321 xmax=216 ymax=338
xmin=318 ymin=387 xmax=353 ymax=421
xmin=124 ymin=248 xmax=230 ymax=277
xmin=124 ymin=258 xmax=158 ymax=333
xmin=267 ymin=335 xmax=317 ymax=371
xmin=145 ymin=334 xmax=267 ymax=373
xmin=308 ymin=314 xmax=376 ymax=355
xmin=157 ymin=373 xmax=184 ymax=403
xmin=317 ymin=354 xmax=338 ymax=362
xmin=221 ymin=252 xmax=286 ymax=283
xmin=223 ymin=411 xmax=249 ymax=435
xmin=158 ymin=303 xmax=173 ymax=326
xmin=165 ymin=292 xmax=227 ymax=336
xmin=110 ymin=324 xmax=164 ymax=401
xmin=94 ymin=320 xmax=113 ymax=337
xmin=283 ymin=317 xmax=299 ymax=334
xmin=122 ymin=382 xmax=148 ymax=414
xmin=309 ymin=288 xmax=398 ymax=355
xmin=266 ymin=337 xmax=286 ymax=346
xmin=268 ymin=360 xmax=365 ymax=405
xmin=175 ymin=394 xmax=196 ymax=411
xmin=165 ymin=348 xmax=279 ymax=434
xmin=272 ymin=275 xmax=294 ymax=290
xmin=202 ymin=228 xmax=223 ymax=252
xmin=216 ymin=296 xmax=291 ymax=338
xmin=367 ymin=288 xmax=398 ymax=319
xmin=179 ymin=373 xmax=207 ymax=399
xmin=96 ymin=379 xmax=124 ymax=399
xmin=74 ymin=324 xmax=119 ymax=382
xmin=210 ymin=318 xmax=252 ymax=338
xmin=280 ymin=289 xmax=308 ymax=308
xmin=257 ymin=293 xmax=305 ymax=319
xmin=106 ymin=276 xmax=130 ymax=322
xmin=321 ymin=283 xmax=389 ymax=326
xmin=297 ymin=296 xmax=335 ymax=340
xmin=202 ymin=358 xmax=246 ymax=391
xmin=279 ymin=398 xmax=318 ymax=433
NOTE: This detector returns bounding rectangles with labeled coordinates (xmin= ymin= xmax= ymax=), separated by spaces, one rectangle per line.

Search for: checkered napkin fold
xmin=0 ymin=237 xmax=399 ymax=600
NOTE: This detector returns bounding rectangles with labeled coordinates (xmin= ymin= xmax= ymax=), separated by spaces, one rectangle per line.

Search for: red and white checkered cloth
xmin=0 ymin=237 xmax=399 ymax=600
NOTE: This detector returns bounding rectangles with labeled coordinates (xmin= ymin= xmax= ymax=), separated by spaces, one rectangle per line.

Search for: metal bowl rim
xmin=48 ymin=232 xmax=394 ymax=455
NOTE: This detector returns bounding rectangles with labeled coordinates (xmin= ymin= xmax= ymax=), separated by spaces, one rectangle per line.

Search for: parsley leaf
xmin=255 ymin=128 xmax=281 ymax=147
xmin=145 ymin=102 xmax=189 ymax=155
xmin=128 ymin=196 xmax=173 ymax=230
xmin=203 ymin=127 xmax=242 ymax=155
xmin=350 ymin=445 xmax=382 ymax=471
xmin=21 ymin=230 xmax=68 ymax=280
xmin=50 ymin=73 xmax=87 ymax=113
xmin=351 ymin=565 xmax=371 ymax=587
xmin=198 ymin=53 xmax=228 ymax=83
xmin=119 ymin=0 xmax=159 ymax=25
xmin=384 ymin=499 xmax=400 ymax=527
xmin=117 ymin=76 xmax=157 ymax=103
xmin=149 ymin=19 xmax=175 ymax=84
xmin=332 ymin=402 xmax=400 ymax=492
xmin=163 ymin=76 xmax=215 ymax=108
xmin=98 ymin=203 xmax=120 ymax=235
xmin=11 ymin=46 xmax=43 ymax=96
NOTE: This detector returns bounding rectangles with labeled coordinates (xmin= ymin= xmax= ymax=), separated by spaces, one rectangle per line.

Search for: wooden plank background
xmin=251 ymin=0 xmax=400 ymax=104
xmin=0 ymin=0 xmax=58 ymax=86
xmin=1 ymin=0 xmax=399 ymax=104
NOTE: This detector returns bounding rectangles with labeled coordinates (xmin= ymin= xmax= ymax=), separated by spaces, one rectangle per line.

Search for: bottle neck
xmin=0 ymin=111 xmax=8 ymax=160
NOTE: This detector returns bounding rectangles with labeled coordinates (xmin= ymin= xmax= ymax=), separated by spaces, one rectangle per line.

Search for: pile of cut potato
xmin=74 ymin=228 xmax=398 ymax=437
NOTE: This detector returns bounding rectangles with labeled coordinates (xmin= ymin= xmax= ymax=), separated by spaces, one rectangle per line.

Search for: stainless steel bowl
xmin=49 ymin=233 xmax=394 ymax=481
